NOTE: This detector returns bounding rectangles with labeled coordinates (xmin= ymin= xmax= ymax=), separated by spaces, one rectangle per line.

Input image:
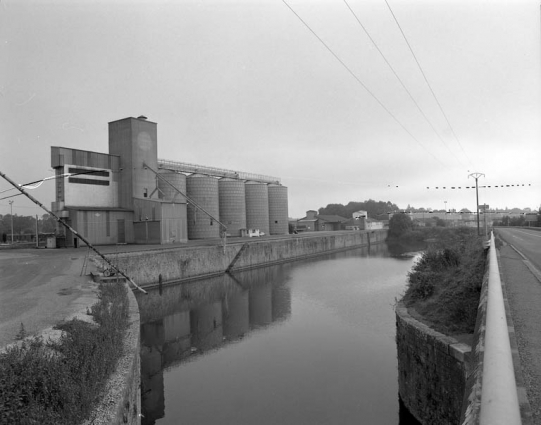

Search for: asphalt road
xmin=496 ymin=227 xmax=541 ymax=272
xmin=0 ymin=248 xmax=95 ymax=349
xmin=496 ymin=227 xmax=541 ymax=423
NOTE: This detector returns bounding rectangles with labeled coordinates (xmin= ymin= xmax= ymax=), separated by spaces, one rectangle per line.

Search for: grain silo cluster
xmin=50 ymin=116 xmax=289 ymax=246
xmin=178 ymin=168 xmax=288 ymax=240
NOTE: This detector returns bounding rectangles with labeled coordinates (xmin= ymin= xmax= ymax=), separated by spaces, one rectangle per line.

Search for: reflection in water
xmin=137 ymin=243 xmax=421 ymax=425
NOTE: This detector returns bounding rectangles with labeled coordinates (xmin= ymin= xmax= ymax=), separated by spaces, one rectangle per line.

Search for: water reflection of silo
xmin=249 ymin=283 xmax=273 ymax=328
xmin=272 ymin=282 xmax=292 ymax=323
xmin=222 ymin=291 xmax=250 ymax=340
xmin=190 ymin=301 xmax=223 ymax=351
xmin=162 ymin=311 xmax=192 ymax=366
xmin=140 ymin=321 xmax=165 ymax=424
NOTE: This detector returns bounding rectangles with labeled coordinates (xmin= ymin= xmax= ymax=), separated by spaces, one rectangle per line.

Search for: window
xmin=68 ymin=177 xmax=109 ymax=186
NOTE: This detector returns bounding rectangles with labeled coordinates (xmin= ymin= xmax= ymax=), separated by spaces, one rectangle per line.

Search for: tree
xmin=388 ymin=213 xmax=413 ymax=238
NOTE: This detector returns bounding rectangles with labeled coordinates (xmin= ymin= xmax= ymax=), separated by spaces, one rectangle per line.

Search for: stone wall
xmin=111 ymin=230 xmax=387 ymax=287
xmin=88 ymin=281 xmax=141 ymax=425
xmin=396 ymin=303 xmax=471 ymax=425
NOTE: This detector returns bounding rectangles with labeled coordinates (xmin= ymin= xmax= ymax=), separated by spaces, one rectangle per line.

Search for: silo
xmin=158 ymin=170 xmax=187 ymax=202
xmin=245 ymin=181 xmax=269 ymax=235
xmin=268 ymin=184 xmax=289 ymax=235
xmin=218 ymin=178 xmax=246 ymax=237
xmin=186 ymin=174 xmax=220 ymax=239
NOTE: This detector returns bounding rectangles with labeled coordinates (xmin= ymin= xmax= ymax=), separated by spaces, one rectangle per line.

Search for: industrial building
xmin=51 ymin=116 xmax=288 ymax=246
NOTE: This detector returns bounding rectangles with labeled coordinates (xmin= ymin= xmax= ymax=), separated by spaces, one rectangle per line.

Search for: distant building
xmin=344 ymin=211 xmax=384 ymax=230
xmin=296 ymin=210 xmax=347 ymax=232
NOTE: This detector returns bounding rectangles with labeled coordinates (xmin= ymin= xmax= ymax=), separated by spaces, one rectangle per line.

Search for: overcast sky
xmin=1 ymin=0 xmax=540 ymax=219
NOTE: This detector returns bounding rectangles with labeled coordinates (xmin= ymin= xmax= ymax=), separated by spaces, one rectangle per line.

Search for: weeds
xmin=0 ymin=282 xmax=129 ymax=425
xmin=401 ymin=227 xmax=486 ymax=334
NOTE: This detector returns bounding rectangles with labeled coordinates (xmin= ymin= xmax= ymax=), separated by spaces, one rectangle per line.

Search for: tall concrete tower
xmin=108 ymin=116 xmax=158 ymax=209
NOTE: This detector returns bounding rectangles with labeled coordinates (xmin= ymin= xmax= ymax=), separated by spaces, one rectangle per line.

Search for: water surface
xmin=137 ymin=243 xmax=421 ymax=424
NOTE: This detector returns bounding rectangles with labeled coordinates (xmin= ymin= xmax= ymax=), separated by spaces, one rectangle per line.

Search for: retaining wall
xmin=89 ymin=281 xmax=141 ymax=425
xmin=396 ymin=303 xmax=471 ymax=425
xmin=109 ymin=230 xmax=387 ymax=287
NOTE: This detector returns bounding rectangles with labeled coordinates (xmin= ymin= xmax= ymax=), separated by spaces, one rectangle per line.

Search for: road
xmin=0 ymin=248 xmax=95 ymax=349
xmin=495 ymin=227 xmax=541 ymax=424
xmin=496 ymin=228 xmax=541 ymax=273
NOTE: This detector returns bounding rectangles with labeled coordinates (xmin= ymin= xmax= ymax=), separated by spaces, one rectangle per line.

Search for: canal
xmin=136 ymin=242 xmax=422 ymax=424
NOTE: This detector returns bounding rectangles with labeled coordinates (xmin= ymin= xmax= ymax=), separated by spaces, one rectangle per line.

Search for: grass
xmin=0 ymin=282 xmax=129 ymax=425
xmin=400 ymin=227 xmax=487 ymax=335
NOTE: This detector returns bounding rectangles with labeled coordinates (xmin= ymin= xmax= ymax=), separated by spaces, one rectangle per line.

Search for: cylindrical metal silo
xmin=186 ymin=174 xmax=220 ymax=239
xmin=158 ymin=170 xmax=187 ymax=202
xmin=245 ymin=181 xmax=269 ymax=235
xmin=219 ymin=178 xmax=246 ymax=237
xmin=268 ymin=184 xmax=289 ymax=235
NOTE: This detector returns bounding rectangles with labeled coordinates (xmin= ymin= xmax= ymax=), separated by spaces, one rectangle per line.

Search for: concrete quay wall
xmin=110 ymin=230 xmax=387 ymax=287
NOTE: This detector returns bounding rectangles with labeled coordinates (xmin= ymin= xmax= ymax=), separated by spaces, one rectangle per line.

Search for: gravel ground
xmin=498 ymin=242 xmax=541 ymax=424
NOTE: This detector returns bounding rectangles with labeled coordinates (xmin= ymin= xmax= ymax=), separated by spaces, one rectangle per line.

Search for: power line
xmin=342 ymin=0 xmax=466 ymax=170
xmin=280 ymin=0 xmax=450 ymax=169
xmin=384 ymin=0 xmax=474 ymax=169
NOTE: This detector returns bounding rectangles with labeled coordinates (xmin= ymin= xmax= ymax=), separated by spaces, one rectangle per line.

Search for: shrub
xmin=0 ymin=282 xmax=129 ymax=425
xmin=401 ymin=227 xmax=486 ymax=334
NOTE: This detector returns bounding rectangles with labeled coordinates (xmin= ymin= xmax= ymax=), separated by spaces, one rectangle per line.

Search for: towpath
xmin=496 ymin=227 xmax=541 ymax=424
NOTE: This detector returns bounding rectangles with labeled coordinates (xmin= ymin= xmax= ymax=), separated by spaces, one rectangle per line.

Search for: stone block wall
xmin=89 ymin=281 xmax=141 ymax=425
xmin=396 ymin=303 xmax=471 ymax=425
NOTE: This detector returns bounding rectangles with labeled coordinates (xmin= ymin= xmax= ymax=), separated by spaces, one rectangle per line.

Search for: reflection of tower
xmin=162 ymin=311 xmax=192 ymax=366
xmin=272 ymin=282 xmax=292 ymax=323
xmin=190 ymin=301 xmax=223 ymax=350
xmin=249 ymin=283 xmax=272 ymax=328
xmin=140 ymin=321 xmax=165 ymax=424
xmin=223 ymin=291 xmax=250 ymax=340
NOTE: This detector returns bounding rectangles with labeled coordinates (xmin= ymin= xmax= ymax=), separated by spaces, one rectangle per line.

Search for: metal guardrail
xmin=479 ymin=231 xmax=521 ymax=424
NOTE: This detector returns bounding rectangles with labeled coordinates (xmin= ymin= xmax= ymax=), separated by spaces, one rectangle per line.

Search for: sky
xmin=1 ymin=0 xmax=540 ymax=219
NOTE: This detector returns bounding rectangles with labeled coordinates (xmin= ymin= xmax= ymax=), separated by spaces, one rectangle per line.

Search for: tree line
xmin=318 ymin=199 xmax=399 ymax=220
xmin=0 ymin=214 xmax=57 ymax=239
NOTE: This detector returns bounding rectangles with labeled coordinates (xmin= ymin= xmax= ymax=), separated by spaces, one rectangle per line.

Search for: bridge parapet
xmin=461 ymin=232 xmax=525 ymax=425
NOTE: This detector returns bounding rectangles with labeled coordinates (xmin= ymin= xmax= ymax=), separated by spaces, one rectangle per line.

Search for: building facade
xmin=51 ymin=116 xmax=288 ymax=246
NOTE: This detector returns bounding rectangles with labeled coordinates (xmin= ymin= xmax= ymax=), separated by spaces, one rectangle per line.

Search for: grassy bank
xmin=0 ymin=282 xmax=129 ymax=425
xmin=397 ymin=227 xmax=487 ymax=335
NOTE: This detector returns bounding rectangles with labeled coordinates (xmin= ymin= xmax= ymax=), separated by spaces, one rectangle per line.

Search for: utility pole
xmin=468 ymin=172 xmax=485 ymax=236
xmin=9 ymin=200 xmax=13 ymax=244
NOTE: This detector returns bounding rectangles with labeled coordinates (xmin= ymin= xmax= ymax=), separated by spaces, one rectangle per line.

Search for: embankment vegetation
xmin=0 ymin=282 xmax=129 ymax=425
xmin=389 ymin=214 xmax=487 ymax=335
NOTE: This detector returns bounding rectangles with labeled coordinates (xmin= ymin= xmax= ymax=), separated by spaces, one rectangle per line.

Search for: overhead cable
xmin=343 ymin=0 xmax=466 ymax=170
xmin=281 ymin=0 xmax=449 ymax=169
xmin=384 ymin=0 xmax=474 ymax=169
